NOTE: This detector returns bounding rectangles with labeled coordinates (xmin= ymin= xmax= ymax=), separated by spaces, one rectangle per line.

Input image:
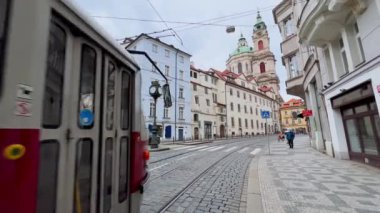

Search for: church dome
xmin=229 ymin=34 xmax=254 ymax=57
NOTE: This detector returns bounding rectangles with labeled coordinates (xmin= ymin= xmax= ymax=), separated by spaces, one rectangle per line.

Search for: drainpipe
xmin=174 ymin=50 xmax=178 ymax=141
xmin=225 ymin=81 xmax=228 ymax=138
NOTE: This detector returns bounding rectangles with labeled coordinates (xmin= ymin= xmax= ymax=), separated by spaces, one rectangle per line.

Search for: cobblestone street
xmin=259 ymin=136 xmax=380 ymax=213
xmin=141 ymin=136 xmax=270 ymax=213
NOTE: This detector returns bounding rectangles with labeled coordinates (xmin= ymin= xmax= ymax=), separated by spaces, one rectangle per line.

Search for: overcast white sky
xmin=71 ymin=0 xmax=298 ymax=101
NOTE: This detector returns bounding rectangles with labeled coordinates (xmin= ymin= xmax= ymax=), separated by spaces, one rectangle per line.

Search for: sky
xmin=70 ymin=0 xmax=298 ymax=101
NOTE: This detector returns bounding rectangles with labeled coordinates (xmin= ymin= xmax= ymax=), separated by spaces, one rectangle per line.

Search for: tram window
xmin=106 ymin=62 xmax=115 ymax=130
xmin=120 ymin=71 xmax=130 ymax=130
xmin=37 ymin=140 xmax=59 ymax=213
xmin=74 ymin=139 xmax=93 ymax=213
xmin=0 ymin=0 xmax=11 ymax=91
xmin=118 ymin=137 xmax=128 ymax=202
xmin=42 ymin=23 xmax=66 ymax=128
xmin=103 ymin=138 xmax=113 ymax=213
xmin=78 ymin=45 xmax=97 ymax=129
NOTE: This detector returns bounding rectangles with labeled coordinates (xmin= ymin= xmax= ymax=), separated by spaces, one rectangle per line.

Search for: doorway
xmin=342 ymin=98 xmax=380 ymax=167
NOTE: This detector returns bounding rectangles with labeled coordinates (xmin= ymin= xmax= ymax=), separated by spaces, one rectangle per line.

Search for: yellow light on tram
xmin=3 ymin=144 xmax=26 ymax=160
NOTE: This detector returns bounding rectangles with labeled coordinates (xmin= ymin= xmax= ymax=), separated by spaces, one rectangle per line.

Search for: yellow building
xmin=280 ymin=99 xmax=308 ymax=134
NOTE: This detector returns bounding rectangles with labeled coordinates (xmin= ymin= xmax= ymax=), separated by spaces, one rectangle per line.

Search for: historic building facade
xmin=274 ymin=0 xmax=380 ymax=168
xmin=226 ymin=12 xmax=281 ymax=101
xmin=280 ymin=99 xmax=308 ymax=134
xmin=124 ymin=34 xmax=192 ymax=141
xmin=273 ymin=0 xmax=333 ymax=156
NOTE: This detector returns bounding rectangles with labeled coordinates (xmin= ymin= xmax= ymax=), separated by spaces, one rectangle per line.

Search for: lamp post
xmin=149 ymin=81 xmax=162 ymax=149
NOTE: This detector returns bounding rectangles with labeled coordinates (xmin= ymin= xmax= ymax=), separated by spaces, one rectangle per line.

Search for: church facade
xmin=226 ymin=13 xmax=281 ymax=101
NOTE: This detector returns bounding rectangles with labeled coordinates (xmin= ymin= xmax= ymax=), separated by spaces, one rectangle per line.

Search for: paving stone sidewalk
xmin=258 ymin=135 xmax=380 ymax=213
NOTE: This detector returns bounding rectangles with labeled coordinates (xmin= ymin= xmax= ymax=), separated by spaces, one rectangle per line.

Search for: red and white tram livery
xmin=0 ymin=0 xmax=149 ymax=212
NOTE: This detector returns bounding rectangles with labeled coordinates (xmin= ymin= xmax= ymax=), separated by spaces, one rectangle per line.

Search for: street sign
xmin=261 ymin=110 xmax=270 ymax=119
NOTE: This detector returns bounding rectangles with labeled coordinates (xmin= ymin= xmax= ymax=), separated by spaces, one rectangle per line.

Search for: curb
xmin=148 ymin=147 xmax=170 ymax=152
xmin=246 ymin=157 xmax=264 ymax=213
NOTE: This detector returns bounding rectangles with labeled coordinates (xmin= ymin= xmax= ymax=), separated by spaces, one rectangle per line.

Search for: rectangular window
xmin=103 ymin=138 xmax=113 ymax=213
xmin=193 ymin=72 xmax=197 ymax=78
xmin=245 ymin=119 xmax=248 ymax=128
xmin=74 ymin=139 xmax=93 ymax=213
xmin=230 ymin=102 xmax=234 ymax=111
xmin=251 ymin=120 xmax=254 ymax=128
xmin=283 ymin=16 xmax=293 ymax=37
xmin=195 ymin=96 xmax=199 ymax=104
xmin=289 ymin=55 xmax=299 ymax=78
xmin=179 ymin=88 xmax=184 ymax=98
xmin=78 ymin=45 xmax=97 ymax=129
xmin=106 ymin=62 xmax=115 ymax=130
xmin=165 ymin=65 xmax=170 ymax=76
xmin=237 ymin=91 xmax=240 ymax=98
xmin=231 ymin=117 xmax=235 ymax=127
xmin=255 ymin=96 xmax=257 ymax=103
xmin=165 ymin=49 xmax=170 ymax=57
xmin=206 ymin=99 xmax=210 ymax=106
xmin=205 ymin=75 xmax=208 ymax=81
xmin=119 ymin=137 xmax=128 ymax=202
xmin=244 ymin=105 xmax=247 ymax=113
xmin=249 ymin=95 xmax=252 ymax=101
xmin=179 ymin=70 xmax=184 ymax=80
xmin=152 ymin=61 xmax=157 ymax=72
xmin=149 ymin=102 xmax=155 ymax=117
xmin=256 ymin=108 xmax=258 ymax=115
xmin=179 ymin=55 xmax=184 ymax=63
xmin=256 ymin=120 xmax=259 ymax=129
xmin=354 ymin=23 xmax=365 ymax=63
xmin=0 ymin=0 xmax=11 ymax=93
xmin=239 ymin=118 xmax=242 ymax=128
xmin=230 ymin=88 xmax=233 ymax=96
xmin=190 ymin=71 xmax=192 ymax=77
xmin=238 ymin=104 xmax=241 ymax=112
xmin=205 ymin=87 xmax=208 ymax=94
xmin=339 ymin=38 xmax=349 ymax=74
xmin=42 ymin=23 xmax=66 ymax=128
xmin=152 ymin=44 xmax=158 ymax=53
xmin=121 ymin=72 xmax=130 ymax=130
xmin=250 ymin=107 xmax=253 ymax=114
xmin=37 ymin=140 xmax=59 ymax=213
xmin=193 ymin=84 xmax=197 ymax=91
xmin=163 ymin=107 xmax=169 ymax=118
xmin=179 ymin=107 xmax=184 ymax=119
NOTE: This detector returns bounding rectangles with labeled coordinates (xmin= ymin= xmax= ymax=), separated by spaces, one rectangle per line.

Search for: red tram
xmin=0 ymin=0 xmax=149 ymax=212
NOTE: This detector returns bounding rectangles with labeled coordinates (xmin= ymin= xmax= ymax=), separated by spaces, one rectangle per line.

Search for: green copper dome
xmin=254 ymin=11 xmax=266 ymax=31
xmin=230 ymin=33 xmax=254 ymax=57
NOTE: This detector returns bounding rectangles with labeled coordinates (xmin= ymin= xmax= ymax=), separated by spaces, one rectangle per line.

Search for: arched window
xmin=260 ymin=62 xmax=266 ymax=73
xmin=258 ymin=40 xmax=264 ymax=50
xmin=238 ymin=62 xmax=242 ymax=73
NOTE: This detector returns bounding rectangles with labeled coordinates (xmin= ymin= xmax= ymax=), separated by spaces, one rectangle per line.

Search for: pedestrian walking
xmin=286 ymin=130 xmax=295 ymax=149
xmin=277 ymin=132 xmax=285 ymax=142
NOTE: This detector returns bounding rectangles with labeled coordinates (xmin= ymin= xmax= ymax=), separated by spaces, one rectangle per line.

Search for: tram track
xmin=156 ymin=142 xmax=259 ymax=213
xmin=149 ymin=136 xmax=266 ymax=164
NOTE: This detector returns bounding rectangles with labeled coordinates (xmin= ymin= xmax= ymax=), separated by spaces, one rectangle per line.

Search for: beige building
xmin=190 ymin=65 xmax=223 ymax=140
xmin=213 ymin=69 xmax=281 ymax=136
xmin=280 ymin=99 xmax=308 ymax=133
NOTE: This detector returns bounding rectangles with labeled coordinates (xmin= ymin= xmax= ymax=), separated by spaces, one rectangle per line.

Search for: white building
xmin=273 ymin=0 xmax=333 ymax=155
xmin=278 ymin=0 xmax=380 ymax=168
xmin=124 ymin=34 xmax=192 ymax=141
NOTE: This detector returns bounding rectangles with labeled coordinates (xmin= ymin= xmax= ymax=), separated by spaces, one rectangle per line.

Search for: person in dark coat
xmin=286 ymin=130 xmax=295 ymax=149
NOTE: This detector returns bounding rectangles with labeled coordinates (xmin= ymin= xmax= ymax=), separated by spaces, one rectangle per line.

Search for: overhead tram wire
xmin=145 ymin=0 xmax=183 ymax=45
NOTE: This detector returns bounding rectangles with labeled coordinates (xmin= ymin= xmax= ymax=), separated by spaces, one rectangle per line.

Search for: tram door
xmin=99 ymin=56 xmax=132 ymax=213
xmin=68 ymin=39 xmax=103 ymax=213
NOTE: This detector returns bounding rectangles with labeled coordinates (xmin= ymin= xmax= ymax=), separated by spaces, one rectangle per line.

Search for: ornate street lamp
xmin=149 ymin=80 xmax=162 ymax=149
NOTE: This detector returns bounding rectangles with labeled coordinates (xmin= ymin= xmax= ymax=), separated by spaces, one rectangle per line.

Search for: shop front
xmin=331 ymin=82 xmax=380 ymax=167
